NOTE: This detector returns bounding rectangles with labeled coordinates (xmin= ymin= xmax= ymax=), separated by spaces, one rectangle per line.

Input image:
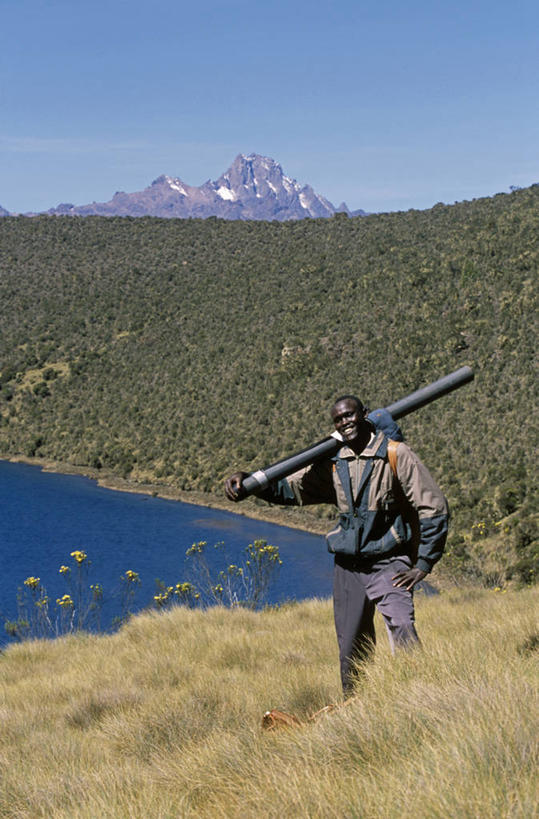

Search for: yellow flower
xmin=70 ymin=550 xmax=87 ymax=564
xmin=175 ymin=582 xmax=194 ymax=593
xmin=186 ymin=541 xmax=207 ymax=556
xmin=125 ymin=570 xmax=139 ymax=582
xmin=56 ymin=594 xmax=73 ymax=608
xmin=59 ymin=565 xmax=70 ymax=575
xmin=24 ymin=576 xmax=40 ymax=589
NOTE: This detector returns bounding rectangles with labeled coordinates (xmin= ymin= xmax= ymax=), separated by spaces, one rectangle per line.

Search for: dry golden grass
xmin=0 ymin=587 xmax=537 ymax=818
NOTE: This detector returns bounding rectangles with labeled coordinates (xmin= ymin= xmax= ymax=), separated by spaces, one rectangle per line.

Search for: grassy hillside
xmin=0 ymin=588 xmax=537 ymax=817
xmin=0 ymin=186 xmax=537 ymax=584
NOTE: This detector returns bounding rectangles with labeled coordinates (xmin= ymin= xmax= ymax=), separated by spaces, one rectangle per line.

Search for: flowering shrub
xmin=174 ymin=582 xmax=199 ymax=605
xmin=5 ymin=539 xmax=284 ymax=640
xmin=113 ymin=570 xmax=141 ymax=627
xmin=4 ymin=551 xmax=141 ymax=641
xmin=180 ymin=539 xmax=282 ymax=610
xmin=471 ymin=521 xmax=488 ymax=539
xmin=5 ymin=576 xmax=51 ymax=640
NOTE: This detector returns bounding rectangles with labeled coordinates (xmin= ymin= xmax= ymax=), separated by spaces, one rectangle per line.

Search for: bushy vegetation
xmin=0 ymin=588 xmax=537 ymax=817
xmin=0 ymin=186 xmax=537 ymax=585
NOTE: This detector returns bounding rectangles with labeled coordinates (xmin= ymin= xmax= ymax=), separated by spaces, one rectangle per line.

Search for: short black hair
xmin=331 ymin=394 xmax=365 ymax=413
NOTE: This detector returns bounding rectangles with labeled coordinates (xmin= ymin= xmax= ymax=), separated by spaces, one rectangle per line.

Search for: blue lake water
xmin=0 ymin=459 xmax=332 ymax=639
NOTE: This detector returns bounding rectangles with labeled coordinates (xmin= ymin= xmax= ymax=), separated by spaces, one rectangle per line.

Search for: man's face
xmin=331 ymin=398 xmax=366 ymax=444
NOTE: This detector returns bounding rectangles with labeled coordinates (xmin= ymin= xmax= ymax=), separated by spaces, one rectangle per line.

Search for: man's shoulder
xmin=388 ymin=440 xmax=420 ymax=468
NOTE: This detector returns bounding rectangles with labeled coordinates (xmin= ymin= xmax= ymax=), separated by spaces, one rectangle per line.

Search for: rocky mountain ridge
xmin=1 ymin=154 xmax=366 ymax=221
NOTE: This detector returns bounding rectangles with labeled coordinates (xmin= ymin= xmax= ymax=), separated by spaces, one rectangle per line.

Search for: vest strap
xmin=387 ymin=439 xmax=399 ymax=477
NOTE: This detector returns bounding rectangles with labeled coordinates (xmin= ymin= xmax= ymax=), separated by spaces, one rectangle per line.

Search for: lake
xmin=0 ymin=459 xmax=332 ymax=639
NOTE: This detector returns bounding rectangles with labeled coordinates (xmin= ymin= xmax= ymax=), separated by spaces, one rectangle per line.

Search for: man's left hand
xmin=392 ymin=567 xmax=427 ymax=591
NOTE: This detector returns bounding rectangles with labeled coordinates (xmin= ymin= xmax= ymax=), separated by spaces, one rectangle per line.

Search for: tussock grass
xmin=0 ymin=588 xmax=537 ymax=818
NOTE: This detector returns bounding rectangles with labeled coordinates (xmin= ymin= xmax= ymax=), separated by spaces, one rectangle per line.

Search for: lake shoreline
xmin=1 ymin=453 xmax=330 ymax=536
xmin=0 ymin=454 xmax=336 ymax=634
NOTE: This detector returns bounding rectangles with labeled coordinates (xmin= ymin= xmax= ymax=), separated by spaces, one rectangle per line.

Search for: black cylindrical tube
xmin=242 ymin=433 xmax=342 ymax=494
xmin=240 ymin=365 xmax=474 ymax=496
xmin=385 ymin=365 xmax=474 ymax=419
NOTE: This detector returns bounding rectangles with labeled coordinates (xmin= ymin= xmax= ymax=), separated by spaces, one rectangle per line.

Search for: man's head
xmin=331 ymin=395 xmax=371 ymax=449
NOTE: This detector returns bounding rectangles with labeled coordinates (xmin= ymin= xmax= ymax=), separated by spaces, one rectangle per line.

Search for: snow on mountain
xmin=44 ymin=154 xmax=364 ymax=221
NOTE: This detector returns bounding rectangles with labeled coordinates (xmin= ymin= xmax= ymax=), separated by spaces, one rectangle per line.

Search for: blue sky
xmin=2 ymin=0 xmax=539 ymax=214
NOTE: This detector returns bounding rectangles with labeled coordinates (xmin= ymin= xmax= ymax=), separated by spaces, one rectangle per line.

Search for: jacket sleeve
xmin=394 ymin=443 xmax=449 ymax=573
xmin=256 ymin=458 xmax=337 ymax=507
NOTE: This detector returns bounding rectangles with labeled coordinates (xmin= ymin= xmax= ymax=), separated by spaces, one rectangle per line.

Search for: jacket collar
xmin=336 ymin=430 xmax=387 ymax=460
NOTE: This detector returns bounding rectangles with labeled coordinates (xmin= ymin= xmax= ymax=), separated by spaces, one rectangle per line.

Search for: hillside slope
xmin=0 ymin=590 xmax=537 ymax=817
xmin=0 ymin=186 xmax=537 ymax=582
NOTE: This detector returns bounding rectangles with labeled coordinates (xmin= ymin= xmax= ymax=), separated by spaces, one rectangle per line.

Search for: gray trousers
xmin=333 ymin=555 xmax=419 ymax=694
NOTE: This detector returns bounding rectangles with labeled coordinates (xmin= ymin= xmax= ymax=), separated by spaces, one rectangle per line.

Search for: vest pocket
xmin=325 ymin=514 xmax=362 ymax=555
xmin=358 ymin=514 xmax=410 ymax=557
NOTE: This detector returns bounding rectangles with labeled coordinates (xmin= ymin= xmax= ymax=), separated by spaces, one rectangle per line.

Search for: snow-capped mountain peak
xmin=40 ymin=154 xmax=364 ymax=221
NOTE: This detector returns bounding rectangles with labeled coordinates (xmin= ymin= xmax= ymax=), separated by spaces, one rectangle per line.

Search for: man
xmin=225 ymin=395 xmax=449 ymax=695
